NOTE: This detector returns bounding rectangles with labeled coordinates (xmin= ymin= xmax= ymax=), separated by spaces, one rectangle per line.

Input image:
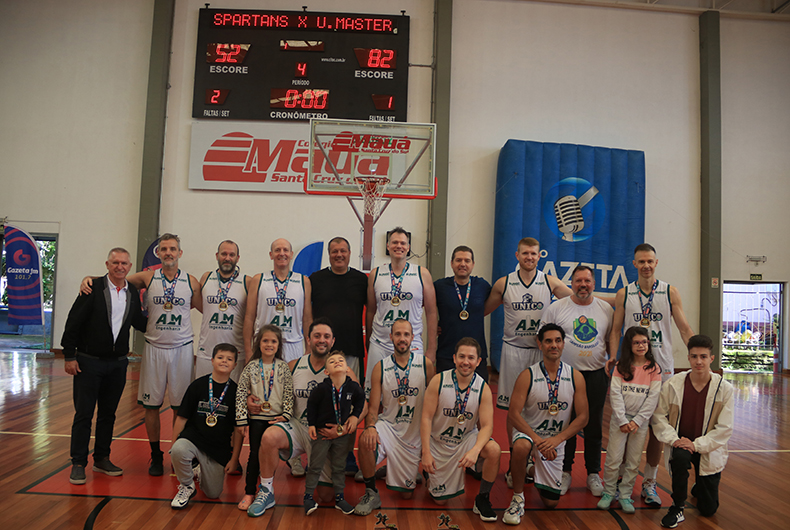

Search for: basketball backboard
xmin=306 ymin=118 xmax=436 ymax=200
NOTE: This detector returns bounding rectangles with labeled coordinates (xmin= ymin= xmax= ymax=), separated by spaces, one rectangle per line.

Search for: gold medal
xmin=206 ymin=414 xmax=218 ymax=427
xmin=275 ymin=302 xmax=285 ymax=313
xmin=641 ymin=317 xmax=650 ymax=327
xmin=219 ymin=301 xmax=228 ymax=311
xmin=459 ymin=310 xmax=469 ymax=321
xmin=391 ymin=295 xmax=401 ymax=307
xmin=262 ymin=401 xmax=271 ymax=412
xmin=398 ymin=394 xmax=407 ymax=406
xmin=549 ymin=403 xmax=559 ymax=416
xmin=337 ymin=425 xmax=344 ymax=435
xmin=164 ymin=301 xmax=173 ymax=311
xmin=457 ymin=414 xmax=466 ymax=425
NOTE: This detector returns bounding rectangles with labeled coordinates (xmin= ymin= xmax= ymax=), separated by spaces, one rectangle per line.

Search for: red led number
xmin=211 ymin=90 xmax=220 ymax=103
xmin=215 ymin=44 xmax=242 ymax=63
xmin=295 ymin=62 xmax=307 ymax=77
xmin=368 ymin=49 xmax=394 ymax=68
xmin=283 ymin=89 xmax=328 ymax=109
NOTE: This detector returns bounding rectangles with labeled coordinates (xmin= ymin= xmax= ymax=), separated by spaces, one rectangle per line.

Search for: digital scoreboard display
xmin=192 ymin=8 xmax=410 ymax=122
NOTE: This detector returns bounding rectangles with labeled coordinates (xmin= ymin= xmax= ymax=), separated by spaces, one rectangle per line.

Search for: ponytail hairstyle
xmin=250 ymin=324 xmax=283 ymax=362
xmin=617 ymin=326 xmax=657 ymax=381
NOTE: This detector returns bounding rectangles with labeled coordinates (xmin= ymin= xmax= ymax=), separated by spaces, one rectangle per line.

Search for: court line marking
xmin=2 ymin=433 xmax=788 ymax=454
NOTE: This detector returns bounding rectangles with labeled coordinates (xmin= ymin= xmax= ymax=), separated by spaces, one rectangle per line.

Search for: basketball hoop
xmin=355 ymin=176 xmax=390 ymax=221
xmin=306 ymin=119 xmax=436 ymax=271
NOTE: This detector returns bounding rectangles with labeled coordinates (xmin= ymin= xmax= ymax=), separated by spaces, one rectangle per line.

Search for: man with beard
xmin=421 ymin=338 xmax=501 ymax=522
xmin=354 ymin=319 xmax=435 ymax=515
xmin=504 ymin=324 xmax=588 ymax=523
xmin=541 ymin=265 xmax=613 ymax=497
xmin=434 ymin=245 xmax=491 ymax=381
xmin=195 ymin=240 xmax=251 ymax=382
xmin=246 ymin=318 xmax=359 ymax=517
xmin=81 ymin=233 xmax=202 ymax=476
xmin=484 ymin=237 xmax=572 ymax=488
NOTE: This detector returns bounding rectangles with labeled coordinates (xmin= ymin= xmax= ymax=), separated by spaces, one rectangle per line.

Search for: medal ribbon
xmin=161 ymin=269 xmax=181 ymax=305
xmin=389 ymin=263 xmax=409 ymax=300
xmin=452 ymin=370 xmax=475 ymax=420
xmin=637 ymin=280 xmax=659 ymax=321
xmin=539 ymin=361 xmax=563 ymax=406
xmin=207 ymin=375 xmax=229 ymax=418
xmin=454 ymin=279 xmax=471 ymax=313
xmin=272 ymin=270 xmax=293 ymax=306
xmin=217 ymin=267 xmax=239 ymax=303
xmin=392 ymin=352 xmax=413 ymax=401
xmin=258 ymin=359 xmax=275 ymax=403
xmin=331 ymin=382 xmax=345 ymax=426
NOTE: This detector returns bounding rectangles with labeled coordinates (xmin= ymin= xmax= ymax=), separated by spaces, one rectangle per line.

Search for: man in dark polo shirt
xmin=61 ymin=247 xmax=147 ymax=485
xmin=433 ymin=245 xmax=491 ymax=381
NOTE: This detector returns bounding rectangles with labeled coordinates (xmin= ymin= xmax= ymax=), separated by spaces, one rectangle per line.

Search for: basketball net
xmin=354 ymin=176 xmax=390 ymax=221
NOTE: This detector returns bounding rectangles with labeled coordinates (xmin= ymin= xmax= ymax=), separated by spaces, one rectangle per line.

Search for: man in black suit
xmin=61 ymin=247 xmax=147 ymax=484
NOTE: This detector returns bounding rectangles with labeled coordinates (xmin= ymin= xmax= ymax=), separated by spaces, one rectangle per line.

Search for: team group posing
xmin=62 ymin=231 xmax=734 ymax=528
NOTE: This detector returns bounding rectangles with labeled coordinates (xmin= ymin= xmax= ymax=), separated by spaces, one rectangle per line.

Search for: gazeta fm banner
xmin=2 ymin=225 xmax=44 ymax=326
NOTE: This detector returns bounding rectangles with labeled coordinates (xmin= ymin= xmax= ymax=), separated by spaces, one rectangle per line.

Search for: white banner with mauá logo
xmin=188 ymin=121 xmax=311 ymax=193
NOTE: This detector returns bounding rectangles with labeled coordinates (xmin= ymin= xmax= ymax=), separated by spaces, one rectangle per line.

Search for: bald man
xmin=244 ymin=238 xmax=312 ymax=364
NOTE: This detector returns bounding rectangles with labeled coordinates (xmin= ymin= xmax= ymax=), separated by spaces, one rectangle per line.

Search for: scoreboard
xmin=192 ymin=8 xmax=410 ymax=122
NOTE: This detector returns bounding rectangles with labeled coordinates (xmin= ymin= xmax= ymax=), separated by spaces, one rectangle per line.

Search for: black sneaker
xmin=473 ymin=493 xmax=497 ymax=522
xmin=149 ymin=452 xmax=164 ymax=476
xmin=69 ymin=464 xmax=86 ymax=485
xmin=93 ymin=458 xmax=123 ymax=476
xmin=304 ymin=495 xmax=318 ymax=515
xmin=335 ymin=493 xmax=355 ymax=515
xmin=661 ymin=506 xmax=685 ymax=528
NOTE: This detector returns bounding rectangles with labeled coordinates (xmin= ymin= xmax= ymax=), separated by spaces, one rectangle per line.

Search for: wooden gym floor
xmin=1 ymin=351 xmax=788 ymax=529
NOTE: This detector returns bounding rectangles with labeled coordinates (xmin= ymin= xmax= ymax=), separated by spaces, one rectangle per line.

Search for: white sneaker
xmin=171 ymin=482 xmax=196 ymax=509
xmin=503 ymin=496 xmax=525 ymax=525
xmin=587 ymin=474 xmax=604 ymax=496
xmin=560 ymin=472 xmax=572 ymax=495
xmin=642 ymin=479 xmax=662 ymax=507
xmin=289 ymin=456 xmax=306 ymax=477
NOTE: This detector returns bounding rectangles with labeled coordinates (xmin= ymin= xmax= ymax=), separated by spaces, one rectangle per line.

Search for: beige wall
xmin=0 ymin=0 xmax=154 ymax=344
xmin=450 ymin=0 xmax=701 ymax=367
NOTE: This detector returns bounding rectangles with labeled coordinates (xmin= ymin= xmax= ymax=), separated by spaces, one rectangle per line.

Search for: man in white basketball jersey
xmin=246 ymin=318 xmax=359 ymax=517
xmin=484 ymin=237 xmax=572 ymax=487
xmin=366 ymin=227 xmax=438 ymax=397
xmin=609 ymin=243 xmax=694 ymax=507
xmin=354 ymin=319 xmax=435 ymax=515
xmin=196 ymin=240 xmax=251 ymax=382
xmin=541 ymin=265 xmax=613 ymax=497
xmin=421 ymin=338 xmax=501 ymax=523
xmin=244 ymin=238 xmax=312 ymax=364
xmin=504 ymin=324 xmax=588 ymax=523
xmin=82 ymin=233 xmax=202 ymax=476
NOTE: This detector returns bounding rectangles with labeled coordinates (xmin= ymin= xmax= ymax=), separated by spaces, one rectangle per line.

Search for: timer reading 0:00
xmin=270 ymin=89 xmax=329 ymax=109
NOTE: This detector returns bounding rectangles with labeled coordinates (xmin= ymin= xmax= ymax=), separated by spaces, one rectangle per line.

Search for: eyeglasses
xmin=632 ymin=340 xmax=649 ymax=346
